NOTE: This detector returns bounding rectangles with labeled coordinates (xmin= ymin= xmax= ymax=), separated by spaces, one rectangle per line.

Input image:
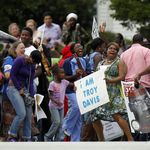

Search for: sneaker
xmin=6 ymin=138 xmax=17 ymax=142
xmin=63 ymin=129 xmax=71 ymax=137
xmin=32 ymin=136 xmax=38 ymax=142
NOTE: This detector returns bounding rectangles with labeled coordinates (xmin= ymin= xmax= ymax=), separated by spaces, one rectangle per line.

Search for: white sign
xmin=121 ymin=81 xmax=150 ymax=133
xmin=34 ymin=94 xmax=47 ymax=122
xmin=74 ymin=70 xmax=109 ymax=114
xmin=91 ymin=16 xmax=100 ymax=39
xmin=101 ymin=120 xmax=123 ymax=141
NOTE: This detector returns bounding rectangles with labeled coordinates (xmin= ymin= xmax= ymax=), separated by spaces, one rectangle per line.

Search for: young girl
xmin=44 ymin=66 xmax=74 ymax=141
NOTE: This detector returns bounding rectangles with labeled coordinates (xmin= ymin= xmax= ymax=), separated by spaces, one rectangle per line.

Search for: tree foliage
xmin=109 ymin=0 xmax=150 ymax=39
xmin=0 ymin=0 xmax=96 ymax=33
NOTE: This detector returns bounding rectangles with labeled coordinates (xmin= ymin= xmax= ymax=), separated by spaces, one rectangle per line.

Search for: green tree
xmin=0 ymin=0 xmax=96 ymax=33
xmin=109 ymin=0 xmax=150 ymax=40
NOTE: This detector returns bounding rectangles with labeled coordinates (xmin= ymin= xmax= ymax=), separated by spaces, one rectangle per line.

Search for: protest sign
xmin=74 ymin=70 xmax=109 ymax=114
xmin=91 ymin=16 xmax=100 ymax=39
xmin=101 ymin=120 xmax=123 ymax=141
xmin=34 ymin=94 xmax=47 ymax=122
xmin=121 ymin=81 xmax=150 ymax=133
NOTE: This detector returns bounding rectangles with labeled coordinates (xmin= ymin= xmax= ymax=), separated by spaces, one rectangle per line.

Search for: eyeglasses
xmin=75 ymin=46 xmax=83 ymax=49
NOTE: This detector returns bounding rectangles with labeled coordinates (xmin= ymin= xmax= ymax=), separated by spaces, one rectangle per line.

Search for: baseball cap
xmin=143 ymin=38 xmax=150 ymax=45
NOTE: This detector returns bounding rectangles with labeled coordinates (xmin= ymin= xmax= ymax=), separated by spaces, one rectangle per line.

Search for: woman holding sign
xmin=62 ymin=43 xmax=91 ymax=141
xmin=90 ymin=42 xmax=134 ymax=141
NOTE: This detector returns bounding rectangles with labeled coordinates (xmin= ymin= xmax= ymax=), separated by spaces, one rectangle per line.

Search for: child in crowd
xmin=44 ymin=66 xmax=74 ymax=141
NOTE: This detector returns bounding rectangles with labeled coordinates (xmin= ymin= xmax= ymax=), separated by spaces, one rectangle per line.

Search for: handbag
xmin=23 ymin=65 xmax=33 ymax=106
xmin=24 ymin=93 xmax=33 ymax=106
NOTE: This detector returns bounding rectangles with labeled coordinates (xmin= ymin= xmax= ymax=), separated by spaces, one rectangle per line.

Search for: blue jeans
xmin=62 ymin=93 xmax=81 ymax=141
xmin=45 ymin=107 xmax=64 ymax=141
xmin=7 ymin=86 xmax=32 ymax=139
xmin=61 ymin=100 xmax=72 ymax=141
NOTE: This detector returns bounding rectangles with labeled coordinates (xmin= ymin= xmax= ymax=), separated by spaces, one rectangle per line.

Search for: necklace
xmin=105 ymin=59 xmax=114 ymax=63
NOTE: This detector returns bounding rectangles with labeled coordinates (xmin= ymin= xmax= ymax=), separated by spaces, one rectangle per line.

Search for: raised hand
xmin=67 ymin=21 xmax=71 ymax=30
xmin=74 ymin=53 xmax=79 ymax=61
xmin=99 ymin=21 xmax=106 ymax=33
xmin=76 ymin=23 xmax=81 ymax=31
xmin=38 ymin=45 xmax=43 ymax=51
xmin=121 ymin=39 xmax=125 ymax=47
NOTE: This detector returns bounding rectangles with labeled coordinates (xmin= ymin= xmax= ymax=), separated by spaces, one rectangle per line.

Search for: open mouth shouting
xmin=74 ymin=44 xmax=83 ymax=57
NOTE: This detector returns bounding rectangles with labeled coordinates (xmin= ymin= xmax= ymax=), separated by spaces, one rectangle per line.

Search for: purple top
xmin=37 ymin=23 xmax=61 ymax=48
xmin=48 ymin=79 xmax=69 ymax=108
xmin=10 ymin=56 xmax=35 ymax=98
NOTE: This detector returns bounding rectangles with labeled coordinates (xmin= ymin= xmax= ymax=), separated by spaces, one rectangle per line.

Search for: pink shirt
xmin=48 ymin=79 xmax=69 ymax=108
xmin=120 ymin=44 xmax=150 ymax=88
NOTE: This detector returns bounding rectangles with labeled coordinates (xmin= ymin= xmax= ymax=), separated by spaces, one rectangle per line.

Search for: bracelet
xmin=57 ymin=61 xmax=59 ymax=65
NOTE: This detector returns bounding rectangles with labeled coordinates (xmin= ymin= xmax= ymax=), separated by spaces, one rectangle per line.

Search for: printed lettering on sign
xmin=75 ymin=70 xmax=109 ymax=114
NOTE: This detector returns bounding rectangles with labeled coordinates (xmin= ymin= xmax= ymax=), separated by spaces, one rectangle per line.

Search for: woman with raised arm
xmin=91 ymin=42 xmax=134 ymax=141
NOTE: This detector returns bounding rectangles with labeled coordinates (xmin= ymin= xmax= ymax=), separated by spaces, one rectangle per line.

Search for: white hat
xmin=66 ymin=13 xmax=78 ymax=22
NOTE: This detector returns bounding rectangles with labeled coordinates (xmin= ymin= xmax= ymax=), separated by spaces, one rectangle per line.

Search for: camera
xmin=24 ymin=93 xmax=33 ymax=106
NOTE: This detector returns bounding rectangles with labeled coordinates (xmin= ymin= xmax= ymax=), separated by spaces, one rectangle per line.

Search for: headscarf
xmin=66 ymin=13 xmax=78 ymax=22
xmin=59 ymin=45 xmax=73 ymax=66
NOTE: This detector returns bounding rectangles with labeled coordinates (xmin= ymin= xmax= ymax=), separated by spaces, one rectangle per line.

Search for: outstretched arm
xmin=49 ymin=46 xmax=61 ymax=58
xmin=134 ymin=65 xmax=150 ymax=84
xmin=99 ymin=22 xmax=109 ymax=47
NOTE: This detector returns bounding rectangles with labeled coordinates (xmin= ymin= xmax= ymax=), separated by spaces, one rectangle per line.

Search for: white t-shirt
xmin=25 ymin=45 xmax=36 ymax=56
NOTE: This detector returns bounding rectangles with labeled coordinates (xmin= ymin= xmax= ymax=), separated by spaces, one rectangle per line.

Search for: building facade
xmin=97 ymin=0 xmax=137 ymax=40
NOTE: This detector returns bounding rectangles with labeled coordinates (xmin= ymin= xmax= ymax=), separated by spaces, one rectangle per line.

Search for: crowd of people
xmin=0 ymin=10 xmax=150 ymax=142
